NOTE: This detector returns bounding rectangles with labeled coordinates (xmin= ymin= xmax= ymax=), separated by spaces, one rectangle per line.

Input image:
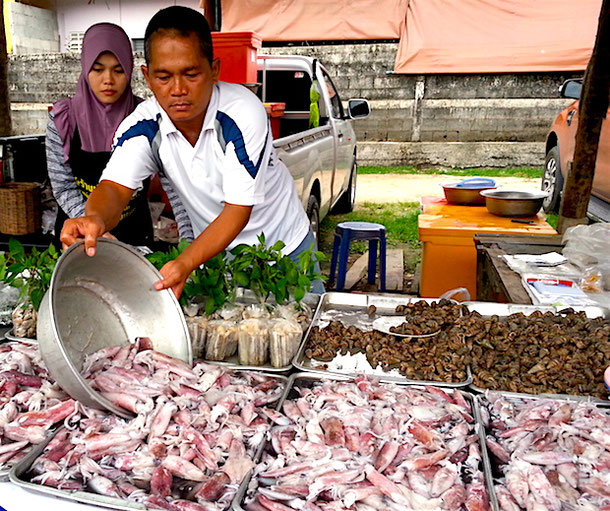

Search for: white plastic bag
xmin=217 ymin=303 xmax=244 ymax=321
xmin=439 ymin=287 xmax=471 ymax=302
xmin=237 ymin=318 xmax=270 ymax=366
xmin=0 ymin=284 xmax=19 ymax=326
xmin=242 ymin=303 xmax=271 ymax=320
xmin=205 ymin=320 xmax=238 ymax=360
xmin=269 ymin=318 xmax=302 ymax=368
xmin=563 ymin=224 xmax=610 ymax=269
xmin=186 ymin=316 xmax=208 ymax=359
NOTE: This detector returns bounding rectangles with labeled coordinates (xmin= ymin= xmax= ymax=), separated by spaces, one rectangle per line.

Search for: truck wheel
xmin=542 ymin=146 xmax=563 ymax=213
xmin=307 ymin=195 xmax=320 ymax=243
xmin=333 ymin=160 xmax=357 ymax=213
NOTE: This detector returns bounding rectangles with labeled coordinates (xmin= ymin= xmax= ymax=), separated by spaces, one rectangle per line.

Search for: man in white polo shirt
xmin=61 ymin=6 xmax=322 ymax=297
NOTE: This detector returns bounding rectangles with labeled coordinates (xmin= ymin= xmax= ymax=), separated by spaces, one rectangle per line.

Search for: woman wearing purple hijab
xmin=46 ymin=22 xmax=153 ymax=246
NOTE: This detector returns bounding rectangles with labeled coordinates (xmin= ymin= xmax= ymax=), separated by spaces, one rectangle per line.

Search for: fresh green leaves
xmin=145 ymin=233 xmax=325 ymax=313
xmin=146 ymin=240 xmax=234 ymax=314
xmin=146 ymin=238 xmax=190 ymax=269
xmin=229 ymin=233 xmax=325 ymax=304
xmin=183 ymin=252 xmax=234 ymax=315
xmin=0 ymin=239 xmax=59 ymax=311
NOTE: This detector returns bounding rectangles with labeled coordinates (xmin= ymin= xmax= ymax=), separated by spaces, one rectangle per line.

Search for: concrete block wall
xmin=9 ymin=53 xmax=152 ymax=135
xmin=8 ymin=43 xmax=583 ymax=166
xmin=263 ymin=44 xmax=579 ymax=145
xmin=8 ymin=2 xmax=59 ymax=54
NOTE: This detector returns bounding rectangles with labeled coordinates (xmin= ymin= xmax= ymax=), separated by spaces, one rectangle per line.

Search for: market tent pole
xmin=0 ymin=0 xmax=12 ymax=136
xmin=557 ymin=0 xmax=610 ymax=233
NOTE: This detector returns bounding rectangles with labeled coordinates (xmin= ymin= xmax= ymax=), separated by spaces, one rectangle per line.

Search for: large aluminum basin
xmin=37 ymin=238 xmax=191 ymax=418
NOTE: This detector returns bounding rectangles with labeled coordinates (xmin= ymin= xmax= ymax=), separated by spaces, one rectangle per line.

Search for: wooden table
xmin=475 ymin=233 xmax=564 ymax=303
xmin=418 ymin=197 xmax=557 ymax=298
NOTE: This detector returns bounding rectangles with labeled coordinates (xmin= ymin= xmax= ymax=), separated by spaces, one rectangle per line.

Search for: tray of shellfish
xmin=184 ymin=291 xmax=320 ymax=374
xmin=9 ymin=342 xmax=290 ymax=511
xmin=292 ymin=292 xmax=474 ymax=387
xmin=461 ymin=302 xmax=610 ymax=402
xmin=233 ymin=371 xmax=494 ymax=511
xmin=473 ymin=391 xmax=610 ymax=511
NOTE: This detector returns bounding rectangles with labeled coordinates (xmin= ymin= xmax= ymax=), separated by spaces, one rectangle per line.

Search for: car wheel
xmin=307 ymin=195 xmax=320 ymax=243
xmin=542 ymin=146 xmax=563 ymax=213
xmin=333 ymin=160 xmax=357 ymax=213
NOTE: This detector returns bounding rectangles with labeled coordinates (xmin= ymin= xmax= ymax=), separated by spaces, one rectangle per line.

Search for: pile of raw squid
xmin=244 ymin=376 xmax=490 ymax=510
xmin=482 ymin=393 xmax=610 ymax=510
xmin=0 ymin=341 xmax=74 ymax=470
xmin=24 ymin=338 xmax=285 ymax=511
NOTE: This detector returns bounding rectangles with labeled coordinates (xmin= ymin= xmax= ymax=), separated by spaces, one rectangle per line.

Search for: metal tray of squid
xmin=3 ymin=328 xmax=37 ymax=345
xmin=1 ymin=446 xmax=30 ymax=482
xmin=472 ymin=391 xmax=610 ymax=511
xmin=9 ymin=372 xmax=290 ymax=511
xmin=195 ymin=290 xmax=321 ymax=374
xmin=0 ymin=426 xmax=59 ymax=482
xmin=231 ymin=371 xmax=491 ymax=511
xmin=292 ymin=291 xmax=473 ymax=387
xmin=1 ymin=456 xmax=23 ymax=482
xmin=9 ymin=435 xmax=150 ymax=511
xmin=463 ymin=301 xmax=610 ymax=404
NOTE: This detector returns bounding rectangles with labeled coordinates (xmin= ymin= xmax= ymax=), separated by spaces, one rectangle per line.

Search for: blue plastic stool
xmin=329 ymin=221 xmax=386 ymax=292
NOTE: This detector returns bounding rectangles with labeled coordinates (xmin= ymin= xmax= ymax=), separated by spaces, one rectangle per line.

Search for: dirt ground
xmin=355 ymin=174 xmax=542 ymax=204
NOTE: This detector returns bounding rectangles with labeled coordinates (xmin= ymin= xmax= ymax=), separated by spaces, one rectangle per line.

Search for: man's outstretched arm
xmin=60 ymin=180 xmax=135 ymax=255
xmin=155 ymin=202 xmax=252 ymax=298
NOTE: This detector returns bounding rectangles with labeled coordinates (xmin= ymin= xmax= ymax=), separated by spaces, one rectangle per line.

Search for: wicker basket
xmin=0 ymin=182 xmax=41 ymax=235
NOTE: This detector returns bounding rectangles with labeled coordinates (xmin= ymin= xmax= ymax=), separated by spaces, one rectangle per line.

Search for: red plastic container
xmin=211 ymin=32 xmax=262 ymax=84
xmin=263 ymin=102 xmax=286 ymax=139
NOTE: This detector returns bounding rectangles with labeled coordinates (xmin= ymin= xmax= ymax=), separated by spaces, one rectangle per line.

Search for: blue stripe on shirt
xmin=216 ymin=111 xmax=266 ymax=179
xmin=114 ymin=116 xmax=161 ymax=149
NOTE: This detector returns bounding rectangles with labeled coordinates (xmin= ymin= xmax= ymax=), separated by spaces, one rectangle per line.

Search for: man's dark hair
xmin=144 ymin=6 xmax=213 ymax=65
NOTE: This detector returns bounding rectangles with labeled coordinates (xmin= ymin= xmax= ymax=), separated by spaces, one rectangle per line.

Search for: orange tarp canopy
xmin=213 ymin=0 xmax=602 ymax=73
xmin=217 ymin=0 xmax=408 ymax=41
xmin=394 ymin=0 xmax=601 ymax=73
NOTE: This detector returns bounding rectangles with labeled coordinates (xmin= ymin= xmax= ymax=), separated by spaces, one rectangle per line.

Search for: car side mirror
xmin=347 ymin=99 xmax=370 ymax=119
xmin=560 ymin=79 xmax=582 ymax=100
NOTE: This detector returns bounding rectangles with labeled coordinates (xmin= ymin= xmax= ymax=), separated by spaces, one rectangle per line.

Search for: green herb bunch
xmin=146 ymin=234 xmax=325 ymax=313
xmin=146 ymin=239 xmax=234 ymax=314
xmin=183 ymin=252 xmax=234 ymax=315
xmin=146 ymin=238 xmax=190 ymax=270
xmin=0 ymin=239 xmax=59 ymax=311
xmin=230 ymin=233 xmax=325 ymax=304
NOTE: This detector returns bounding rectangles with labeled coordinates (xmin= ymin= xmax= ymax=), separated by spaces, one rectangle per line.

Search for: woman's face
xmin=88 ymin=51 xmax=129 ymax=104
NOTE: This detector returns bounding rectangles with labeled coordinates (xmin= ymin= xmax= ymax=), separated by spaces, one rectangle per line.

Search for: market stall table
xmin=475 ymin=233 xmax=564 ymax=303
xmin=418 ymin=196 xmax=557 ymax=298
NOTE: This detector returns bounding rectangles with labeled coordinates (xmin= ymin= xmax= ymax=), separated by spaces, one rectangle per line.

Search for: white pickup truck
xmin=256 ymin=55 xmax=370 ymax=239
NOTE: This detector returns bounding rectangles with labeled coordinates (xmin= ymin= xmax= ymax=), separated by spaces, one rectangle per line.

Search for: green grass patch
xmin=318 ymin=202 xmax=423 ymax=275
xmin=359 ymin=166 xmax=543 ymax=179
xmin=320 ymin=202 xmax=421 ymax=247
xmin=319 ymin=202 xmax=422 ymax=257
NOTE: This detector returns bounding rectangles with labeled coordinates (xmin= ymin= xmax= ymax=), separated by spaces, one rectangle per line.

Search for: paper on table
xmin=522 ymin=274 xmax=597 ymax=307
xmin=531 ymin=281 xmax=587 ymax=298
xmin=502 ymin=254 xmax=581 ymax=279
xmin=511 ymin=252 xmax=567 ymax=266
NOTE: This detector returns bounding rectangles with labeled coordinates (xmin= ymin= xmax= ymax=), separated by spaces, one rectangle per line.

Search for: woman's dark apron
xmin=55 ymin=127 xmax=153 ymax=247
